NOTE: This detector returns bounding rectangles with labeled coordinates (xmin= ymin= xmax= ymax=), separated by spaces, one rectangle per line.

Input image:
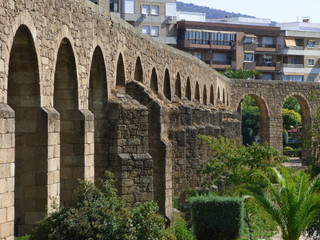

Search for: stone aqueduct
xmin=0 ymin=0 xmax=320 ymax=239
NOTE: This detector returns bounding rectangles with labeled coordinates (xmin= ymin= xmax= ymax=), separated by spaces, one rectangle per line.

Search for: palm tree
xmin=243 ymin=167 xmax=320 ymax=240
xmin=222 ymin=67 xmax=261 ymax=80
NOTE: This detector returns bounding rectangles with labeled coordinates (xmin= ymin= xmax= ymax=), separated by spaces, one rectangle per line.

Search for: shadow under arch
xmin=88 ymin=46 xmax=109 ymax=180
xmin=185 ymin=78 xmax=191 ymax=100
xmin=195 ymin=81 xmax=200 ymax=101
xmin=237 ymin=94 xmax=270 ymax=145
xmin=210 ymin=85 xmax=214 ymax=104
xmin=175 ymin=73 xmax=182 ymax=99
xmin=116 ymin=53 xmax=126 ymax=94
xmin=203 ymin=85 xmax=207 ymax=105
xmin=54 ymin=37 xmax=85 ymax=207
xmin=150 ymin=68 xmax=158 ymax=94
xmin=163 ymin=69 xmax=171 ymax=100
xmin=134 ymin=56 xmax=143 ymax=83
xmin=9 ymin=24 xmax=47 ymax=236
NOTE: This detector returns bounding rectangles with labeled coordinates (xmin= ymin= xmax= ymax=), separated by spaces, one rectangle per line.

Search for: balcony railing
xmin=283 ymin=63 xmax=304 ymax=68
xmin=257 ymin=44 xmax=277 ymax=48
xmin=187 ymin=39 xmax=233 ymax=46
xmin=287 ymin=46 xmax=304 ymax=50
xmin=211 ymin=60 xmax=231 ymax=65
xmin=256 ymin=61 xmax=276 ymax=67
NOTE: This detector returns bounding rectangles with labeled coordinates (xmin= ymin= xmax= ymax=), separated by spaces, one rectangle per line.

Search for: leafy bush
xmin=190 ymin=194 xmax=244 ymax=240
xmin=169 ymin=215 xmax=195 ymax=240
xmin=199 ymin=136 xmax=286 ymax=193
xmin=31 ymin=172 xmax=169 ymax=240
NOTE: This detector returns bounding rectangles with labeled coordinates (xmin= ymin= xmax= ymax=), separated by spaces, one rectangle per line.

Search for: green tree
xmin=283 ymin=96 xmax=301 ymax=114
xmin=282 ymin=108 xmax=302 ymax=130
xmin=223 ymin=67 xmax=261 ymax=79
xmin=243 ymin=167 xmax=320 ymax=240
xmin=241 ymin=96 xmax=260 ymax=145
xmin=199 ymin=136 xmax=285 ymax=193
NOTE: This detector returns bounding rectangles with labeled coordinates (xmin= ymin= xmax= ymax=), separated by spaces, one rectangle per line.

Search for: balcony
xmin=283 ymin=63 xmax=304 ymax=68
xmin=256 ymin=44 xmax=280 ymax=52
xmin=243 ymin=61 xmax=256 ymax=70
xmin=255 ymin=61 xmax=279 ymax=71
xmin=244 ymin=43 xmax=256 ymax=51
xmin=177 ymin=39 xmax=235 ymax=50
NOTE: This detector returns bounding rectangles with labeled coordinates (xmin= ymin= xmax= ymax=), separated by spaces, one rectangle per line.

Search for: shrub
xmin=170 ymin=215 xmax=195 ymax=240
xmin=190 ymin=194 xmax=244 ymax=240
xmin=31 ymin=172 xmax=169 ymax=240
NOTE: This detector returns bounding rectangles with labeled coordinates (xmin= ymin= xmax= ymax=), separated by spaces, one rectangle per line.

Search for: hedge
xmin=190 ymin=194 xmax=244 ymax=240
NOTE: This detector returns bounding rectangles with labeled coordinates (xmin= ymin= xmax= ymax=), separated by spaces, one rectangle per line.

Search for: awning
xmin=285 ymin=38 xmax=296 ymax=47
xmin=244 ymin=34 xmax=257 ymax=38
xmin=283 ymin=73 xmax=303 ymax=76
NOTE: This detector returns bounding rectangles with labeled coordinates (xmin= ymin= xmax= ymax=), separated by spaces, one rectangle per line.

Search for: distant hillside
xmin=177 ymin=1 xmax=255 ymax=19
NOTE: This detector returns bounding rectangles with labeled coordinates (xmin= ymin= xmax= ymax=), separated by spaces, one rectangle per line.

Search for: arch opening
xmin=89 ymin=47 xmax=109 ymax=180
xmin=116 ymin=53 xmax=126 ymax=94
xmin=282 ymin=95 xmax=310 ymax=160
xmin=134 ymin=57 xmax=143 ymax=83
xmin=150 ymin=68 xmax=158 ymax=94
xmin=238 ymin=95 xmax=270 ymax=146
xmin=203 ymin=85 xmax=207 ymax=105
xmin=175 ymin=73 xmax=182 ymax=99
xmin=54 ymin=38 xmax=84 ymax=206
xmin=195 ymin=82 xmax=200 ymax=101
xmin=210 ymin=85 xmax=214 ymax=104
xmin=163 ymin=69 xmax=171 ymax=100
xmin=9 ymin=25 xmax=47 ymax=236
xmin=185 ymin=78 xmax=191 ymax=100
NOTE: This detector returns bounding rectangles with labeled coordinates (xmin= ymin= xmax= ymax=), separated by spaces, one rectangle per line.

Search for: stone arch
xmin=134 ymin=56 xmax=143 ymax=83
xmin=54 ymin=37 xmax=85 ymax=206
xmin=195 ymin=82 xmax=200 ymax=101
xmin=203 ymin=85 xmax=207 ymax=105
xmin=8 ymin=25 xmax=47 ymax=236
xmin=88 ymin=46 xmax=109 ymax=180
xmin=237 ymin=94 xmax=270 ymax=145
xmin=217 ymin=87 xmax=221 ymax=101
xmin=116 ymin=53 xmax=126 ymax=93
xmin=164 ymin=69 xmax=171 ymax=100
xmin=150 ymin=68 xmax=158 ymax=94
xmin=4 ymin=11 xmax=41 ymax=103
xmin=223 ymin=88 xmax=226 ymax=104
xmin=175 ymin=73 xmax=182 ymax=99
xmin=282 ymin=93 xmax=312 ymax=159
xmin=210 ymin=85 xmax=214 ymax=104
xmin=185 ymin=78 xmax=191 ymax=100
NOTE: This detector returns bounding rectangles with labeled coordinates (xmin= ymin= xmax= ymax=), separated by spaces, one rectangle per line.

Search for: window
xmin=308 ymin=40 xmax=315 ymax=48
xmin=263 ymin=55 xmax=273 ymax=64
xmin=189 ymin=52 xmax=202 ymax=59
xmin=141 ymin=5 xmax=150 ymax=15
xmin=244 ymin=53 xmax=254 ymax=62
xmin=142 ymin=26 xmax=150 ymax=35
xmin=110 ymin=0 xmax=119 ymax=12
xmin=261 ymin=74 xmax=272 ymax=80
xmin=151 ymin=5 xmax=159 ymax=15
xmin=308 ymin=76 xmax=315 ymax=82
xmin=308 ymin=58 xmax=315 ymax=66
xmin=244 ymin=37 xmax=256 ymax=44
xmin=151 ymin=26 xmax=159 ymax=36
xmin=165 ymin=3 xmax=176 ymax=17
xmin=124 ymin=0 xmax=134 ymax=14
xmin=283 ymin=75 xmax=304 ymax=82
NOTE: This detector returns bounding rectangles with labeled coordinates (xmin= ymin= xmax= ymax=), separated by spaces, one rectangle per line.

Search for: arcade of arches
xmin=1 ymin=1 xmax=320 ymax=239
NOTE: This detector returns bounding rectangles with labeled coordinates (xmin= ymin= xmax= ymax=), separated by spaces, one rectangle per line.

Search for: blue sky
xmin=179 ymin=0 xmax=320 ymax=23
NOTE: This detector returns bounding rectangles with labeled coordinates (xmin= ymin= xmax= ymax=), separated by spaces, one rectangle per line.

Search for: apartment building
xmin=177 ymin=20 xmax=282 ymax=80
xmin=118 ymin=0 xmax=177 ymax=45
xmin=277 ymin=20 xmax=320 ymax=82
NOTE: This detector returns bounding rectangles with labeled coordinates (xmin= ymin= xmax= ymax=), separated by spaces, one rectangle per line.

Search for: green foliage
xmin=282 ymin=108 xmax=301 ymax=130
xmin=242 ymin=98 xmax=259 ymax=145
xmin=169 ymin=215 xmax=195 ymax=240
xmin=190 ymin=194 xmax=244 ymax=240
xmin=223 ymin=67 xmax=261 ymax=80
xmin=283 ymin=96 xmax=301 ymax=114
xmin=283 ymin=130 xmax=289 ymax=146
xmin=31 ymin=172 xmax=169 ymax=240
xmin=199 ymin=136 xmax=286 ymax=193
xmin=243 ymin=167 xmax=320 ymax=240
